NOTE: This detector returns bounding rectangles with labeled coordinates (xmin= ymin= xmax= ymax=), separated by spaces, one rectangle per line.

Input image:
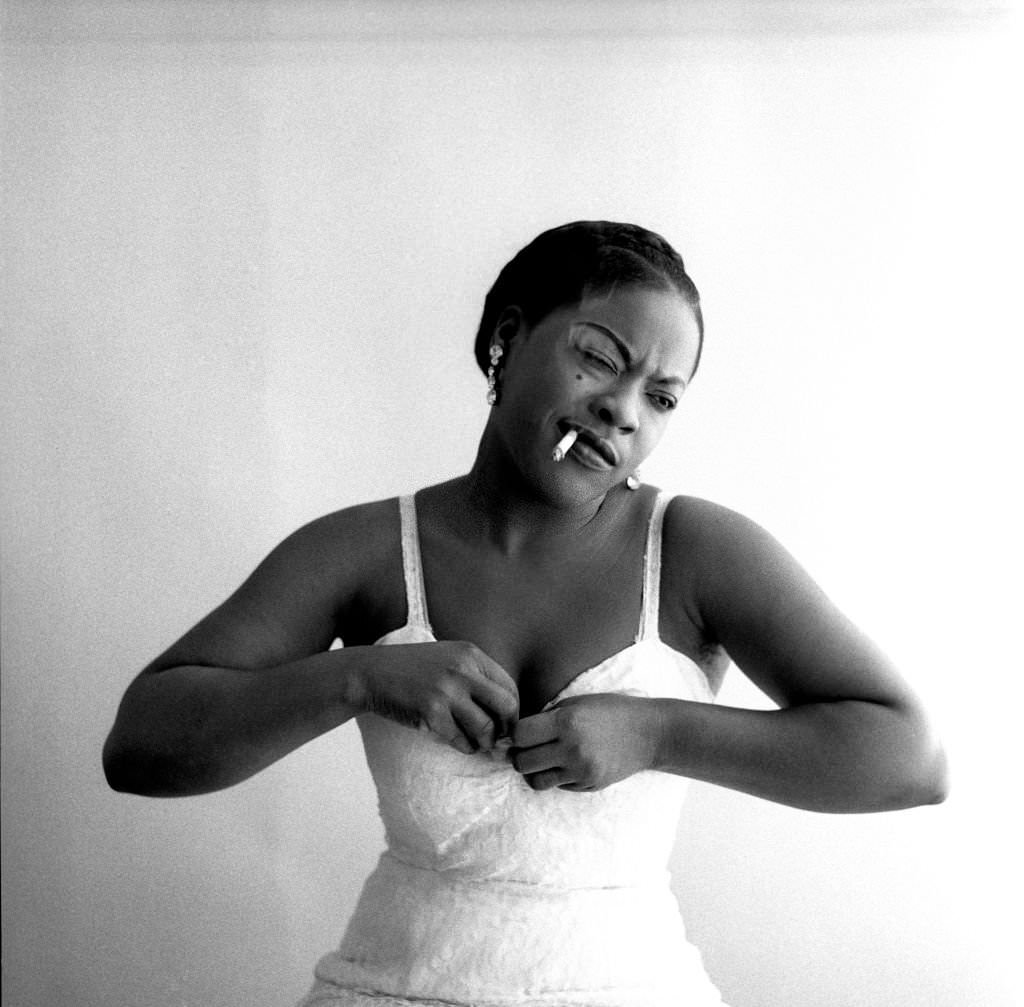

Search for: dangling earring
xmin=625 ymin=473 xmax=641 ymax=491
xmin=486 ymin=343 xmax=504 ymax=406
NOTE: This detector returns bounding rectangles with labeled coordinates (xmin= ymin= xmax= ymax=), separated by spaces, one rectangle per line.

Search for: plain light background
xmin=2 ymin=2 xmax=1021 ymax=1005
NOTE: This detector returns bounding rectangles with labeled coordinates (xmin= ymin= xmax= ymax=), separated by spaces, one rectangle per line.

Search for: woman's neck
xmin=440 ymin=428 xmax=626 ymax=559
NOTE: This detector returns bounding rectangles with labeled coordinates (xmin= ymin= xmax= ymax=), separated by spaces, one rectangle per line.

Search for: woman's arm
xmin=512 ymin=498 xmax=947 ymax=811
xmin=103 ymin=509 xmax=357 ymax=796
xmin=104 ymin=651 xmax=370 ymax=798
xmin=648 ymin=694 xmax=944 ymax=813
xmin=651 ymin=497 xmax=948 ymax=811
xmin=103 ymin=502 xmax=517 ymax=797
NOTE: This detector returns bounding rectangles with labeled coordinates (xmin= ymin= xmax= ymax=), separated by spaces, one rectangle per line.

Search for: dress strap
xmin=637 ymin=491 xmax=672 ymax=643
xmin=398 ymin=495 xmax=432 ymax=632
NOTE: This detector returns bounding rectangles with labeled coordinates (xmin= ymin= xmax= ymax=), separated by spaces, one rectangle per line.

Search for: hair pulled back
xmin=474 ymin=220 xmax=703 ymax=378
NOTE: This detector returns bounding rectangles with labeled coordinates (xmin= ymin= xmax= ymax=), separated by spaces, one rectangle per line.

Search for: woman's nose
xmin=591 ymin=388 xmax=639 ymax=434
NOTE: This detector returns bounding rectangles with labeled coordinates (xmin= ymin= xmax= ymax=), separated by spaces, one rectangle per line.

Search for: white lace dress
xmin=298 ymin=494 xmax=727 ymax=1007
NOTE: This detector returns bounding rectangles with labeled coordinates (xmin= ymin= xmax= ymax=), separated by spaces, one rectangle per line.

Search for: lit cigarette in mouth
xmin=552 ymin=428 xmax=578 ymax=462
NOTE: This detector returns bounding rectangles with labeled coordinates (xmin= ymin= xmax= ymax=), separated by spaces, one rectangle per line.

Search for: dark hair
xmin=474 ymin=220 xmax=703 ymax=378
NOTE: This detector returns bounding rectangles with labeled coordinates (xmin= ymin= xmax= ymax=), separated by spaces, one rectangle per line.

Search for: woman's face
xmin=492 ymin=284 xmax=701 ymax=503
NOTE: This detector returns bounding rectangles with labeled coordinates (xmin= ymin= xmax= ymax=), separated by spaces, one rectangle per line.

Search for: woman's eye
xmin=583 ymin=350 xmax=618 ymax=374
xmin=649 ymin=394 xmax=677 ymax=411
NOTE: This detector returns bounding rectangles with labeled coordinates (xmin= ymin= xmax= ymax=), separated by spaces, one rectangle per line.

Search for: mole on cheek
xmin=575 ymin=374 xmax=582 ymax=381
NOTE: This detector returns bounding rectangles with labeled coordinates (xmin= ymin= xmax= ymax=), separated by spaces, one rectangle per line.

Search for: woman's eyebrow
xmin=578 ymin=321 xmax=688 ymax=388
xmin=577 ymin=322 xmax=632 ymax=365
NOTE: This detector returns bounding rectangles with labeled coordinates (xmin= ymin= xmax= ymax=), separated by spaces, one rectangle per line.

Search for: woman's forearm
xmin=649 ymin=697 xmax=948 ymax=813
xmin=102 ymin=649 xmax=367 ymax=798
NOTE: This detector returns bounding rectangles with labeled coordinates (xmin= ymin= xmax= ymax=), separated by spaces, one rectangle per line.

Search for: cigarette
xmin=552 ymin=428 xmax=578 ymax=462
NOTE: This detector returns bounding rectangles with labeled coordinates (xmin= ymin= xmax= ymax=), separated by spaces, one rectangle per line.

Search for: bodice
xmin=359 ymin=621 xmax=714 ymax=889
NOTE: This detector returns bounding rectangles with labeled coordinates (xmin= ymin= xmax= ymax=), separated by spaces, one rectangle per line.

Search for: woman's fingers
xmin=452 ymin=700 xmax=499 ymax=751
xmin=473 ymin=647 xmax=519 ymax=696
xmin=508 ymin=697 xmax=642 ymax=792
xmin=471 ymin=679 xmax=519 ymax=738
xmin=511 ymin=710 xmax=559 ymax=749
xmin=356 ymin=641 xmax=520 ymax=753
xmin=418 ymin=643 xmax=519 ymax=750
xmin=523 ymin=766 xmax=574 ymax=791
xmin=510 ymin=712 xmax=566 ymax=785
xmin=510 ymin=739 xmax=562 ymax=776
xmin=511 ymin=735 xmax=592 ymax=790
xmin=420 ymin=702 xmax=475 ymax=754
xmin=470 ymin=651 xmax=520 ymax=735
xmin=451 ymin=646 xmax=517 ymax=745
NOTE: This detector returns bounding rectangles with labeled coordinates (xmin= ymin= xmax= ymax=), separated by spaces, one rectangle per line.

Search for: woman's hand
xmin=349 ymin=641 xmax=519 ymax=755
xmin=509 ymin=693 xmax=660 ymax=792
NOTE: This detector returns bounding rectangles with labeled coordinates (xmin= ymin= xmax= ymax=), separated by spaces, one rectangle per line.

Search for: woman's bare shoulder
xmin=663 ymin=493 xmax=765 ymax=543
xmin=258 ymin=496 xmax=402 ymax=586
xmin=301 ymin=482 xmax=457 ymax=545
xmin=662 ymin=493 xmax=820 ymax=614
xmin=293 ymin=495 xmax=399 ymax=549
xmin=661 ymin=494 xmax=787 ymax=580
xmin=142 ymin=496 xmax=410 ymax=673
xmin=216 ymin=496 xmax=406 ymax=627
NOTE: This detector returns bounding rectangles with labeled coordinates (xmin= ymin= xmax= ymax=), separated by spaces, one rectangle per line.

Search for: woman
xmin=103 ymin=221 xmax=948 ymax=1006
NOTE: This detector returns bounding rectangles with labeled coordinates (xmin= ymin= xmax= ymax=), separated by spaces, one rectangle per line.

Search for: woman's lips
xmin=558 ymin=422 xmax=618 ymax=468
xmin=569 ymin=437 xmax=614 ymax=470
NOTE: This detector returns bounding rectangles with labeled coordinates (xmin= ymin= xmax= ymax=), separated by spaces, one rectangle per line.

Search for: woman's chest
xmin=343 ymin=491 xmax=726 ymax=709
xmin=417 ymin=538 xmax=646 ymax=714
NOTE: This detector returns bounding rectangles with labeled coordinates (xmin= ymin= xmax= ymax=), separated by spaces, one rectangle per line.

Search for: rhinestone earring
xmin=625 ymin=473 xmax=641 ymax=491
xmin=486 ymin=343 xmax=504 ymax=406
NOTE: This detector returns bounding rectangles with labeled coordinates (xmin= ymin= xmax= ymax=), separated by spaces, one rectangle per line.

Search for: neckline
xmin=371 ymin=622 xmax=714 ymax=707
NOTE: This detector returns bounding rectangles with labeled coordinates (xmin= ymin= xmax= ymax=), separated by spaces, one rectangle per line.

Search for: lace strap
xmin=637 ymin=491 xmax=671 ymax=642
xmin=398 ymin=495 xmax=432 ymax=631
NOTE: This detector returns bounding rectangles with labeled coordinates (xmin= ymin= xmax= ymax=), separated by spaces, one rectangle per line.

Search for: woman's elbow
xmin=102 ymin=730 xmax=194 ymax=797
xmin=102 ymin=731 xmax=154 ymax=795
xmin=103 ymin=741 xmax=134 ymax=793
xmin=102 ymin=676 xmax=209 ymax=796
xmin=885 ymin=707 xmax=950 ymax=810
xmin=909 ymin=741 xmax=950 ymax=808
xmin=832 ymin=698 xmax=950 ymax=812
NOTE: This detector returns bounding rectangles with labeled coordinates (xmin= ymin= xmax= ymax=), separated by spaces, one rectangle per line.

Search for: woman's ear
xmin=493 ymin=305 xmax=526 ymax=356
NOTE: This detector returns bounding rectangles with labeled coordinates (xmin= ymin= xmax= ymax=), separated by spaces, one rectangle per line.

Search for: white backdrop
xmin=3 ymin=2 xmax=1022 ymax=1005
